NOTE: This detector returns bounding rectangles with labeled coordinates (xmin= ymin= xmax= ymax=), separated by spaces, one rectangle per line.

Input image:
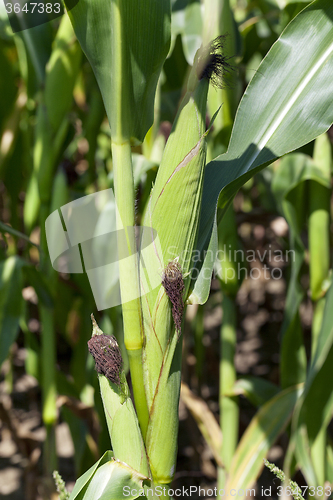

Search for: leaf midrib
xmin=240 ymin=40 xmax=333 ymax=175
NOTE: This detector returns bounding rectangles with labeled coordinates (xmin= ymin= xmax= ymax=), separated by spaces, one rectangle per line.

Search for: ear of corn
xmin=89 ymin=316 xmax=150 ymax=478
xmin=141 ymin=75 xmax=209 ymax=380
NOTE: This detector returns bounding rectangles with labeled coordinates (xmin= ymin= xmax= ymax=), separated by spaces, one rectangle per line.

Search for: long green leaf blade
xmin=197 ymin=0 xmax=333 ymax=257
xmin=227 ymin=385 xmax=302 ymax=490
xmin=65 ymin=0 xmax=171 ymax=143
xmin=0 ymin=256 xmax=24 ymax=366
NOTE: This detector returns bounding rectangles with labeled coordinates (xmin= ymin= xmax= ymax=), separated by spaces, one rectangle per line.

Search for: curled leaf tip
xmin=198 ymin=35 xmax=234 ymax=89
xmin=91 ymin=313 xmax=103 ymax=336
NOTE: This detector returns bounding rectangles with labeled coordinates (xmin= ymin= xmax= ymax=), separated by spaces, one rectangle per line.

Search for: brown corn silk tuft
xmin=87 ymin=334 xmax=123 ymax=386
xmin=161 ymin=260 xmax=185 ymax=339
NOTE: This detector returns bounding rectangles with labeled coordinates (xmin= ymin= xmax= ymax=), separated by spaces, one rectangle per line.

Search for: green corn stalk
xmin=218 ymin=294 xmax=238 ymax=489
xmin=111 ymin=138 xmax=149 ymax=439
xmin=216 ymin=203 xmax=244 ymax=493
xmin=140 ymin=46 xmax=223 ymax=487
xmin=32 ymin=15 xmax=81 ymax=476
xmin=308 ymin=132 xmax=332 ymax=485
xmin=309 ymin=133 xmax=331 ymax=310
xmin=202 ymin=5 xmax=241 ymax=483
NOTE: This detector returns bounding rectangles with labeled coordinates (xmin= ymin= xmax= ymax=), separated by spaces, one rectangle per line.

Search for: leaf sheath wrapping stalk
xmin=98 ymin=375 xmax=149 ymax=477
xmin=140 ymin=75 xmax=209 ymax=483
xmin=89 ymin=319 xmax=149 ymax=478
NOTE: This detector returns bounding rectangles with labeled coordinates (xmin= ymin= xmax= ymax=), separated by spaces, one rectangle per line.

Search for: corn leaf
xmin=308 ymin=133 xmax=331 ymax=301
xmin=0 ymin=41 xmax=17 ymax=136
xmin=231 ymin=377 xmax=280 ymax=407
xmin=182 ymin=0 xmax=202 ymax=65
xmin=65 ymin=0 xmax=171 ymax=143
xmin=78 ymin=460 xmax=148 ymax=500
xmin=271 ymin=153 xmax=331 ymax=388
xmin=68 ymin=450 xmax=113 ymax=500
xmin=227 ymin=385 xmax=302 ymax=491
xmin=292 ymin=282 xmax=333 ymax=485
xmin=181 ymin=382 xmax=223 ymax=467
xmin=195 ymin=0 xmax=333 ymax=286
xmin=16 ymin=21 xmax=53 ymax=89
xmin=0 ymin=256 xmax=24 ymax=366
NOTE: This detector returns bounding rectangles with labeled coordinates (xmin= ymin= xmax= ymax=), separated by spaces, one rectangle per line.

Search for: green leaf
xmin=187 ymin=219 xmax=217 ymax=305
xmin=35 ymin=15 xmax=82 ymax=202
xmin=326 ymin=444 xmax=333 ymax=483
xmin=227 ymin=385 xmax=302 ymax=491
xmin=68 ymin=451 xmax=113 ymax=500
xmin=231 ymin=377 xmax=280 ymax=407
xmin=182 ymin=0 xmax=202 ymax=65
xmin=271 ymin=153 xmax=328 ymax=388
xmin=44 ymin=16 xmax=82 ymax=132
xmin=16 ymin=22 xmax=53 ymax=89
xmin=292 ymin=282 xmax=333 ymax=485
xmin=0 ymin=221 xmax=40 ymax=249
xmin=309 ymin=133 xmax=332 ymax=301
xmin=65 ymin=0 xmax=171 ymax=143
xmin=81 ymin=460 xmax=148 ymax=500
xmin=22 ymin=266 xmax=53 ymax=308
xmin=0 ymin=256 xmax=24 ymax=366
xmin=197 ymin=0 xmax=333 ymax=264
xmin=0 ymin=40 xmax=17 ymax=135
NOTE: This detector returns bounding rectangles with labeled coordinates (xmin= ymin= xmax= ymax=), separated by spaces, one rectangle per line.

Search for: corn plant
xmin=1 ymin=0 xmax=333 ymax=497
xmin=59 ymin=0 xmax=333 ymax=497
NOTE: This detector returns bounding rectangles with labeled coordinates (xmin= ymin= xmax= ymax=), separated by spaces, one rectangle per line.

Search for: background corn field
xmin=1 ymin=0 xmax=333 ymax=498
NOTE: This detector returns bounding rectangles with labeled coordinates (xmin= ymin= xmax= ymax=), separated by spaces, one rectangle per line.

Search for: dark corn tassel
xmin=197 ymin=35 xmax=234 ymax=89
